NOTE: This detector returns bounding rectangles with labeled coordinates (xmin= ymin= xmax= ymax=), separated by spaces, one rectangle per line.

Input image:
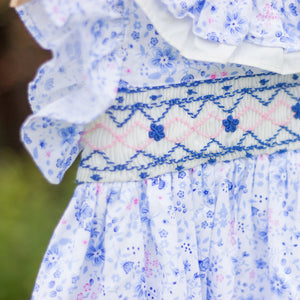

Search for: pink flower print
xmin=84 ymin=283 xmax=91 ymax=292
xmin=221 ymin=71 xmax=227 ymax=77
xmin=96 ymin=184 xmax=102 ymax=195
xmin=134 ymin=198 xmax=138 ymax=205
xmin=216 ymin=274 xmax=224 ymax=282
xmin=77 ymin=293 xmax=84 ymax=300
xmin=249 ymin=270 xmax=255 ymax=278
xmin=228 ymin=219 xmax=237 ymax=246
xmin=152 ymin=260 xmax=159 ymax=268
xmin=268 ymin=208 xmax=279 ymax=230
xmin=91 ymin=292 xmax=97 ymax=299
xmin=210 ymin=73 xmax=217 ymax=79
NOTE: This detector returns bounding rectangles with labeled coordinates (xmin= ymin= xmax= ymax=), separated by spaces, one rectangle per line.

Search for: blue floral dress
xmin=16 ymin=0 xmax=300 ymax=299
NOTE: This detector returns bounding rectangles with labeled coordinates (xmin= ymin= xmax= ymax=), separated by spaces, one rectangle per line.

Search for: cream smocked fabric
xmin=77 ymin=72 xmax=300 ymax=183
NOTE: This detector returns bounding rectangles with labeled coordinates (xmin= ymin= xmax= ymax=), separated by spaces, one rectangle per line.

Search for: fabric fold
xmin=30 ymin=150 xmax=300 ymax=299
xmin=16 ymin=0 xmax=126 ymax=183
xmin=136 ymin=0 xmax=300 ymax=74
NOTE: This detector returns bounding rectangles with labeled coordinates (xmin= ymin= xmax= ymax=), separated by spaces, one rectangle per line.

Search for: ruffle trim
xmin=136 ymin=0 xmax=300 ymax=74
xmin=17 ymin=0 xmax=126 ymax=184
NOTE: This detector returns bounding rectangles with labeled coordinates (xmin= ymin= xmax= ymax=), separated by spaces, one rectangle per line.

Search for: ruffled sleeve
xmin=16 ymin=0 xmax=126 ymax=184
xmin=136 ymin=0 xmax=300 ymax=74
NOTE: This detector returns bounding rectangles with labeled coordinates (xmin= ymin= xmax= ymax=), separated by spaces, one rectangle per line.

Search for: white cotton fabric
xmin=14 ymin=1 xmax=300 ymax=299
xmin=136 ymin=0 xmax=300 ymax=74
xmin=31 ymin=151 xmax=300 ymax=299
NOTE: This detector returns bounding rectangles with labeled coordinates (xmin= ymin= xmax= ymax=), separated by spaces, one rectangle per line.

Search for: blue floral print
xmin=14 ymin=0 xmax=300 ymax=299
xmin=30 ymin=150 xmax=300 ymax=299
xmin=16 ymin=0 xmax=266 ymax=185
xmin=160 ymin=0 xmax=300 ymax=50
xmin=151 ymin=48 xmax=176 ymax=70
xmin=91 ymin=20 xmax=103 ymax=38
xmin=85 ymin=239 xmax=105 ymax=266
xmin=224 ymin=13 xmax=246 ymax=35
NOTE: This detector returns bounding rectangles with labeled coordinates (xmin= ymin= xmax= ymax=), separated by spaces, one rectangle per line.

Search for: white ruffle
xmin=17 ymin=0 xmax=126 ymax=183
xmin=136 ymin=0 xmax=300 ymax=74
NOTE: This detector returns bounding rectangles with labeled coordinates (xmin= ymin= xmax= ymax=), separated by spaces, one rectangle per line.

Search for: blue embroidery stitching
xmin=149 ymin=124 xmax=165 ymax=141
xmin=292 ymin=102 xmax=300 ymax=119
xmin=77 ymin=73 xmax=300 ymax=182
xmin=222 ymin=115 xmax=239 ymax=132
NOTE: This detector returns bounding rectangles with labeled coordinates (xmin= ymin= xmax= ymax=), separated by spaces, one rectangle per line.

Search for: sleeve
xmin=16 ymin=0 xmax=126 ymax=184
xmin=135 ymin=0 xmax=300 ymax=74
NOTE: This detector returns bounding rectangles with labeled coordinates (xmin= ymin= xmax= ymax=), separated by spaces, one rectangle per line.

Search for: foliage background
xmin=0 ymin=1 xmax=76 ymax=299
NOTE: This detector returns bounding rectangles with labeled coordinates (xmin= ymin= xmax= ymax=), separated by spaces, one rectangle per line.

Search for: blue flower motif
xmin=189 ymin=0 xmax=205 ymax=14
xmin=270 ymin=274 xmax=288 ymax=296
xmin=123 ymin=261 xmax=134 ymax=274
xmin=139 ymin=172 xmax=149 ymax=179
xmin=91 ymin=174 xmax=102 ymax=181
xmin=149 ymin=123 xmax=165 ymax=141
xmin=201 ymin=221 xmax=208 ymax=229
xmin=198 ymin=257 xmax=210 ymax=272
xmin=223 ymin=115 xmax=239 ymax=132
xmin=134 ymin=21 xmax=142 ymax=29
xmin=206 ymin=210 xmax=214 ymax=218
xmin=150 ymin=37 xmax=158 ymax=46
xmin=177 ymin=190 xmax=184 ymax=198
xmin=135 ymin=276 xmax=147 ymax=297
xmin=224 ymin=13 xmax=246 ymax=35
xmin=131 ymin=31 xmax=140 ymax=40
xmin=289 ymin=3 xmax=298 ymax=16
xmin=60 ymin=126 xmax=77 ymax=144
xmin=178 ymin=171 xmax=186 ymax=179
xmin=159 ymin=229 xmax=168 ymax=238
xmin=44 ymin=245 xmax=60 ymax=270
xmin=255 ymin=258 xmax=267 ymax=269
xmin=181 ymin=74 xmax=195 ymax=83
xmin=86 ymin=240 xmax=105 ymax=265
xmin=207 ymin=32 xmax=219 ymax=42
xmin=183 ymin=260 xmax=191 ymax=272
xmin=259 ymin=79 xmax=269 ymax=85
xmin=292 ymin=102 xmax=300 ymax=119
xmin=74 ymin=199 xmax=93 ymax=227
xmin=152 ymin=48 xmax=176 ymax=70
xmin=91 ymin=20 xmax=103 ymax=38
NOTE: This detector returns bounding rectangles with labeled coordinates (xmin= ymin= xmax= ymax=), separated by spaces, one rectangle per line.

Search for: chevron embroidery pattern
xmin=77 ymin=72 xmax=300 ymax=183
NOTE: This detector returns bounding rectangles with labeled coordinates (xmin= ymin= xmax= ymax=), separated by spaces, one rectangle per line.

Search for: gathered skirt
xmin=31 ymin=150 xmax=300 ymax=300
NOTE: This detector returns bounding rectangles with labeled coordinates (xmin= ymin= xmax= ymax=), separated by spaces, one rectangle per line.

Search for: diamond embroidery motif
xmin=77 ymin=74 xmax=300 ymax=183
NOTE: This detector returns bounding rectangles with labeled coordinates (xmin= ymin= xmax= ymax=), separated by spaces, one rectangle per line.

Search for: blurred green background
xmin=0 ymin=1 xmax=77 ymax=299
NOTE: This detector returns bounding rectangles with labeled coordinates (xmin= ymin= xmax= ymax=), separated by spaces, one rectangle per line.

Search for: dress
xmin=16 ymin=0 xmax=300 ymax=299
